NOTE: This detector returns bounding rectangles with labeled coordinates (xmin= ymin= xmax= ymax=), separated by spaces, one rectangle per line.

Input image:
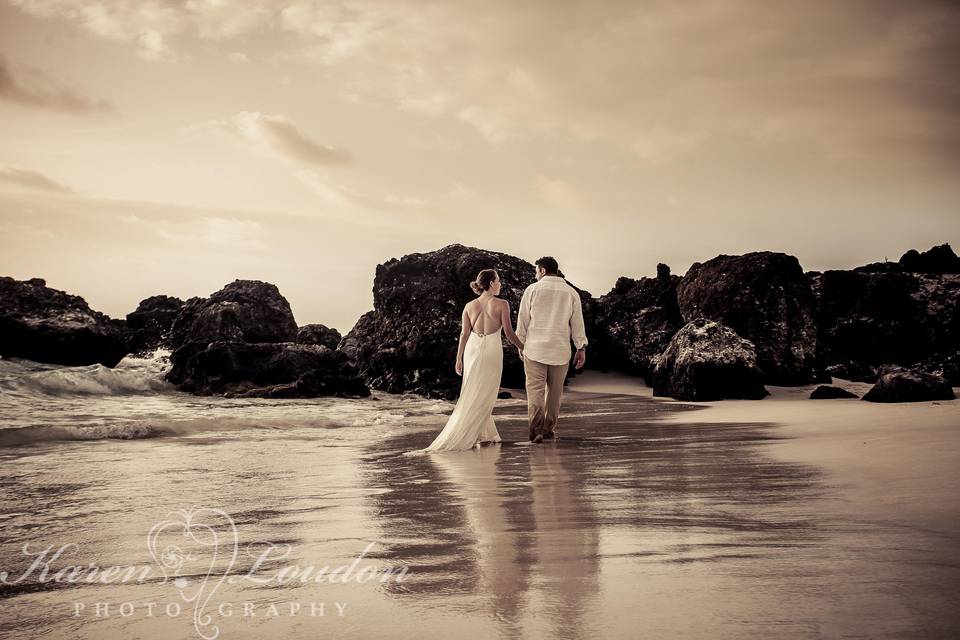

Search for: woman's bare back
xmin=467 ymin=296 xmax=503 ymax=335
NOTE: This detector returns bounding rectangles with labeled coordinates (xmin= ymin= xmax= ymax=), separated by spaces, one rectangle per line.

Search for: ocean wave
xmin=0 ymin=349 xmax=454 ymax=449
xmin=0 ymin=416 xmax=300 ymax=447
xmin=0 ymin=408 xmax=423 ymax=448
xmin=0 ymin=349 xmax=175 ymax=397
xmin=0 ymin=422 xmax=184 ymax=447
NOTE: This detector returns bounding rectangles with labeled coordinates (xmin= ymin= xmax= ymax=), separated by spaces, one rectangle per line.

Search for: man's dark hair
xmin=535 ymin=256 xmax=559 ymax=275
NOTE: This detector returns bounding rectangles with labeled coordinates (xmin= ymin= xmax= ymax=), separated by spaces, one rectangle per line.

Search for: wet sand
xmin=0 ymin=371 xmax=958 ymax=639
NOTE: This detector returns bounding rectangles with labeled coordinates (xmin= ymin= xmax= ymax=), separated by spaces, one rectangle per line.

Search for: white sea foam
xmin=0 ymin=350 xmax=451 ymax=448
xmin=0 ymin=349 xmax=174 ymax=397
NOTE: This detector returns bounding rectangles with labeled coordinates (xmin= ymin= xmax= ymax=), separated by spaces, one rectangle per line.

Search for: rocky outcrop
xmin=173 ymin=341 xmax=369 ymax=398
xmin=563 ymin=277 xmax=598 ymax=381
xmin=165 ymin=280 xmax=365 ymax=397
xmin=862 ymin=367 xmax=955 ymax=403
xmin=125 ymin=295 xmax=184 ymax=354
xmin=0 ymin=276 xmax=128 ymax=367
xmin=677 ymin=252 xmax=819 ymax=385
xmin=591 ymin=263 xmax=683 ymax=378
xmin=898 ymin=243 xmax=960 ymax=274
xmin=296 ymin=324 xmax=342 ymax=350
xmin=340 ymin=244 xmax=538 ymax=399
xmin=168 ymin=280 xmax=298 ymax=351
xmin=166 ymin=279 xmax=298 ymax=384
xmin=809 ymin=268 xmax=959 ymax=384
xmin=913 ymin=349 xmax=960 ymax=387
xmin=809 ymin=385 xmax=858 ymax=399
xmin=823 ymin=360 xmax=880 ymax=383
xmin=651 ymin=318 xmax=769 ymax=401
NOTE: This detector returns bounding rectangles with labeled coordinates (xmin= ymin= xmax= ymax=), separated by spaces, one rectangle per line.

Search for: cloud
xmin=120 ymin=213 xmax=265 ymax=250
xmin=9 ymin=0 xmax=271 ymax=60
xmin=8 ymin=0 xmax=960 ymax=171
xmin=293 ymin=169 xmax=429 ymax=213
xmin=137 ymin=30 xmax=172 ymax=61
xmin=0 ymin=55 xmax=112 ymax=113
xmin=185 ymin=111 xmax=351 ymax=167
xmin=534 ymin=176 xmax=580 ymax=209
xmin=0 ymin=167 xmax=75 ymax=194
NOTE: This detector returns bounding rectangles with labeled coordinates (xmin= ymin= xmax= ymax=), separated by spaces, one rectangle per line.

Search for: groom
xmin=516 ymin=256 xmax=588 ymax=443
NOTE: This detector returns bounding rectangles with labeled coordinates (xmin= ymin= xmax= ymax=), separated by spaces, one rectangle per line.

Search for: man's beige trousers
xmin=523 ymin=354 xmax=569 ymax=438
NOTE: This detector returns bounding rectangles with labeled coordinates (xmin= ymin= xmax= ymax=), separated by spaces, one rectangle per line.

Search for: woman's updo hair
xmin=470 ymin=269 xmax=498 ymax=295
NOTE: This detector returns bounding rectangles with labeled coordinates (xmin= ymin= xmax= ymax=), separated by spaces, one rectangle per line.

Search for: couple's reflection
xmin=426 ymin=444 xmax=599 ymax=639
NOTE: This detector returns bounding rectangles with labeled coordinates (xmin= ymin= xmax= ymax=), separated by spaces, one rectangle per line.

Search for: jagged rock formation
xmin=651 ymin=318 xmax=769 ymax=401
xmin=677 ymin=252 xmax=820 ymax=385
xmin=340 ymin=244 xmax=538 ymax=399
xmin=809 ymin=385 xmax=858 ymax=399
xmin=168 ymin=280 xmax=298 ymax=350
xmin=591 ymin=263 xmax=683 ymax=378
xmin=0 ymin=276 xmax=128 ymax=367
xmin=296 ymin=324 xmax=342 ymax=350
xmin=174 ymin=341 xmax=369 ymax=398
xmin=165 ymin=280 xmax=366 ymax=398
xmin=862 ymin=366 xmax=955 ymax=403
xmin=125 ymin=294 xmax=184 ymax=354
xmin=809 ymin=266 xmax=959 ymax=384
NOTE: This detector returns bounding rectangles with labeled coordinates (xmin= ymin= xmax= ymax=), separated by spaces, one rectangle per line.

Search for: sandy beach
xmin=1 ymin=357 xmax=958 ymax=639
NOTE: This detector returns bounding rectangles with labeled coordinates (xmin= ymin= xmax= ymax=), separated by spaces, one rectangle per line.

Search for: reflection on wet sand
xmin=525 ymin=444 xmax=599 ymax=640
xmin=3 ymin=382 xmax=957 ymax=638
xmin=428 ymin=447 xmax=530 ymax=634
xmin=367 ymin=391 xmax=828 ymax=636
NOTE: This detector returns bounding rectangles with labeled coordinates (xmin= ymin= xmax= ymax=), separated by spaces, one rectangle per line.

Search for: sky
xmin=1 ymin=0 xmax=958 ymax=332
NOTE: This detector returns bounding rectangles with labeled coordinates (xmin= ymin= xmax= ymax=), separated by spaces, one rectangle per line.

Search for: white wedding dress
xmin=418 ymin=301 xmax=504 ymax=452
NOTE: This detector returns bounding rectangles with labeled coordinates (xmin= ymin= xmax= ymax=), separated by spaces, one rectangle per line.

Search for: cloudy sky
xmin=1 ymin=0 xmax=958 ymax=331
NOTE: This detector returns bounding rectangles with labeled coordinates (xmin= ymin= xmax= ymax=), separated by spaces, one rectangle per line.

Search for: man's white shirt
xmin=516 ymin=275 xmax=588 ymax=366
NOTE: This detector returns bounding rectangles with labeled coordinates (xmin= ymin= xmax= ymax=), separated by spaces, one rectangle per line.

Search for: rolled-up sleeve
xmin=517 ymin=286 xmax=532 ymax=341
xmin=570 ymin=290 xmax=588 ymax=349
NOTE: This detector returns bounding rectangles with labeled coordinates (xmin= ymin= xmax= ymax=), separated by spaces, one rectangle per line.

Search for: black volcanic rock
xmin=677 ymin=252 xmax=819 ymax=384
xmin=174 ymin=341 xmax=369 ymax=398
xmin=168 ymin=280 xmax=298 ymax=351
xmin=560 ymin=276 xmax=601 ymax=380
xmin=0 ymin=276 xmax=128 ymax=367
xmin=340 ymin=244 xmax=538 ymax=399
xmin=913 ymin=349 xmax=960 ymax=386
xmin=898 ymin=243 xmax=960 ymax=274
xmin=824 ymin=360 xmax=879 ymax=383
xmin=296 ymin=324 xmax=342 ymax=350
xmin=166 ymin=280 xmax=298 ymax=384
xmin=164 ymin=280 xmax=364 ymax=397
xmin=591 ymin=263 xmax=683 ymax=378
xmin=651 ymin=318 xmax=769 ymax=401
xmin=809 ymin=385 xmax=858 ymax=399
xmin=125 ymin=295 xmax=184 ymax=353
xmin=862 ymin=367 xmax=955 ymax=403
xmin=809 ymin=269 xmax=959 ymax=382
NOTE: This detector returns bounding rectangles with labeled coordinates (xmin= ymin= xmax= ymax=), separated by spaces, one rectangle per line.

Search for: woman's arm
xmin=455 ymin=305 xmax=472 ymax=376
xmin=501 ymin=300 xmax=524 ymax=350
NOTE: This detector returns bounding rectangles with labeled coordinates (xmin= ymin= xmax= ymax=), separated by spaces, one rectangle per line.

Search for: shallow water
xmin=0 ymin=354 xmax=958 ymax=639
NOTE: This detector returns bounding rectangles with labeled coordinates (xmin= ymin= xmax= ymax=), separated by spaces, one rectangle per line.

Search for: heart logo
xmin=147 ymin=507 xmax=239 ymax=640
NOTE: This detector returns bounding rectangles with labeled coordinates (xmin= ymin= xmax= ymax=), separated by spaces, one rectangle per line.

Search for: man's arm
xmin=516 ymin=285 xmax=532 ymax=342
xmin=570 ymin=290 xmax=588 ymax=350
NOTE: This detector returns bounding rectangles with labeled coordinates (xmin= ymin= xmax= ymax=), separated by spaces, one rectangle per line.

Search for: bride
xmin=417 ymin=268 xmax=525 ymax=452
